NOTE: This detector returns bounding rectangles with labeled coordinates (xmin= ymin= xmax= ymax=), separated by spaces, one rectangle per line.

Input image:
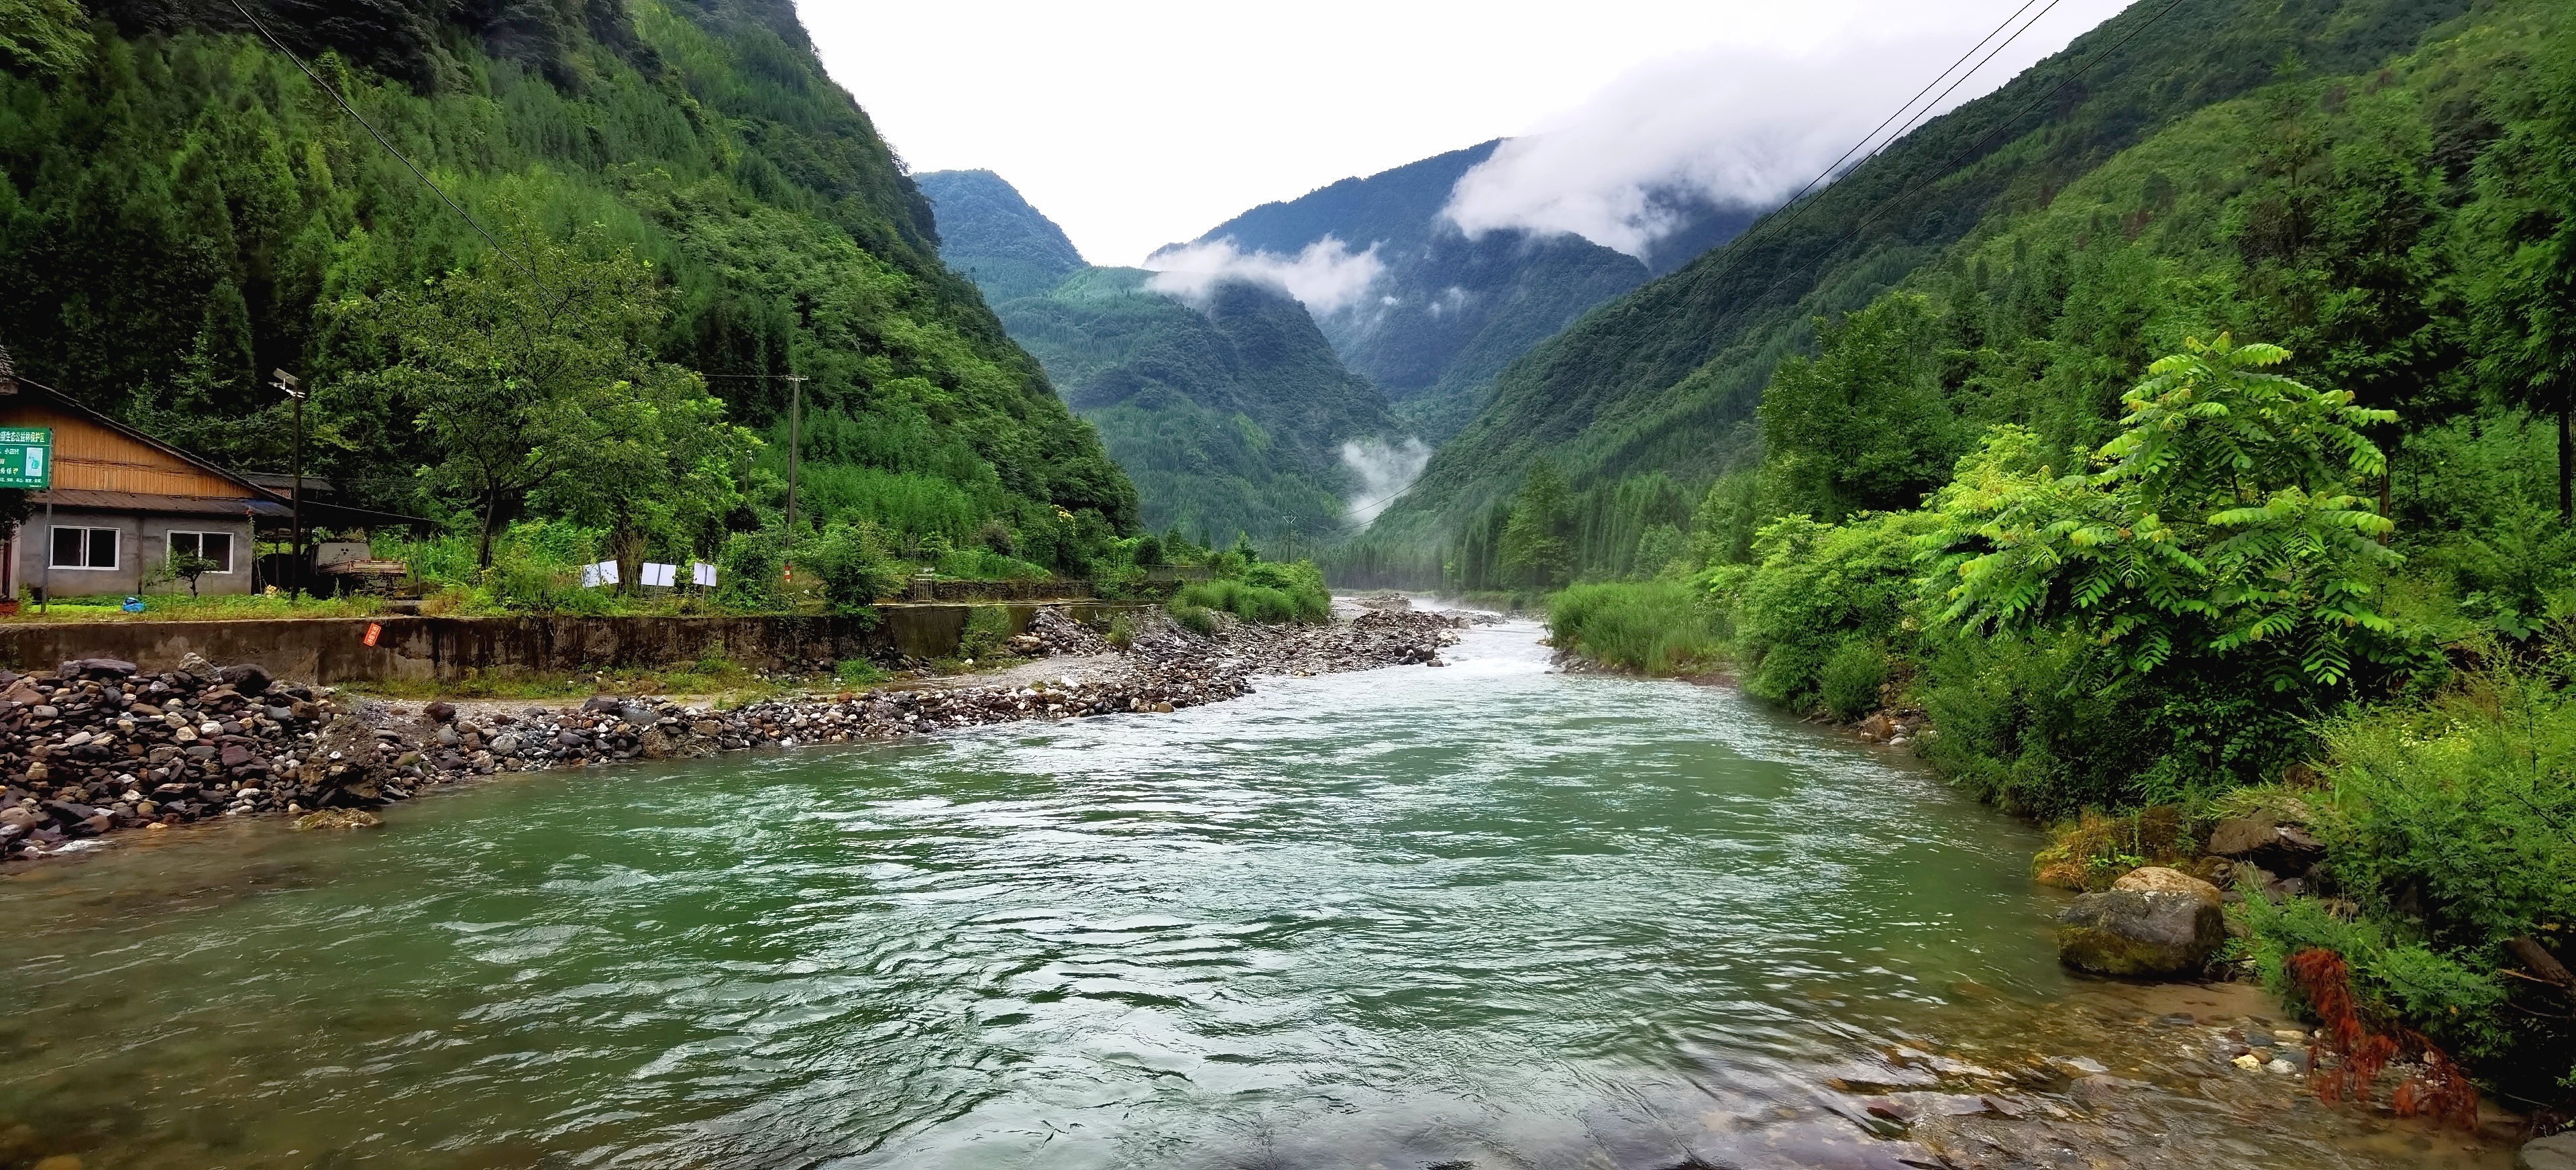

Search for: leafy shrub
xmin=1107 ymin=613 xmax=1136 ymax=650
xmin=1171 ymin=603 xmax=1218 ymax=636
xmin=714 ymin=530 xmax=785 ymax=611
xmin=958 ymin=605 xmax=1012 ymax=660
xmin=1547 ymin=580 xmax=1720 ymax=674
xmin=1817 ymin=640 xmax=1888 ymax=721
xmin=2256 ymin=649 xmax=2576 ymax=1099
xmin=835 ymin=658 xmax=888 ymax=686
xmin=1177 ymin=559 xmax=1329 ymax=625
xmin=1717 ymin=511 xmax=1934 ymax=712
xmin=798 ymin=521 xmax=904 ymax=615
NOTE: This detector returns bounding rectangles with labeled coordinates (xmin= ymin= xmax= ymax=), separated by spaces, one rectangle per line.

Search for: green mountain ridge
xmin=1372 ymin=0 xmax=2477 ymax=552
xmin=1 ymin=0 xmax=1133 ymax=568
xmin=918 ymin=170 xmax=1403 ymax=547
xmin=1187 ymin=142 xmax=1669 ymax=441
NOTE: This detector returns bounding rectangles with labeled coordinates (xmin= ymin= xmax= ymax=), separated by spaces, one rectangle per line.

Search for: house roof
xmin=32 ymin=489 xmax=292 ymax=519
xmin=1 ymin=377 xmax=284 ymax=506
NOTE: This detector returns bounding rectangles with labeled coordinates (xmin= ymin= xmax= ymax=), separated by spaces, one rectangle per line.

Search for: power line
xmin=1847 ymin=0 xmax=2193 ymax=237
xmin=223 ymin=0 xmax=542 ymax=288
xmin=1765 ymin=0 xmax=2064 ymax=225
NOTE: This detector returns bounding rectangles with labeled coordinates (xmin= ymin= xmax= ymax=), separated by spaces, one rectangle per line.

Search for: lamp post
xmin=272 ymin=370 xmax=303 ymax=597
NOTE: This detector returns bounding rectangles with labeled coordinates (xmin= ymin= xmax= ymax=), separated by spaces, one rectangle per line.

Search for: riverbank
xmin=0 ymin=606 xmax=1472 ymax=863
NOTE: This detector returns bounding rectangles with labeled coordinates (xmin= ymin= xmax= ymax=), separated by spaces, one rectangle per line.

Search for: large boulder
xmin=2520 ymin=1132 xmax=2576 ymax=1170
xmin=2058 ymin=867 xmax=2226 ymax=977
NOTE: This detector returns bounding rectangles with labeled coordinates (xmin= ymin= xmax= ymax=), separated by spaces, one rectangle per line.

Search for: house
xmin=0 ymin=374 xmax=289 ymax=598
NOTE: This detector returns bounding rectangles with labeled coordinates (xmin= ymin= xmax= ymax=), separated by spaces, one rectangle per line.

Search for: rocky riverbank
xmin=0 ymin=606 xmax=1472 ymax=861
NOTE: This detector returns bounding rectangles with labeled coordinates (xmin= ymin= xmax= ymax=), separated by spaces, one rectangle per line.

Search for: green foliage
xmin=1497 ymin=460 xmax=1573 ymax=588
xmin=1170 ymin=602 xmax=1218 ymax=637
xmin=0 ymin=0 xmax=89 ymax=75
xmin=958 ymin=605 xmax=1012 ymax=661
xmin=834 ymin=657 xmax=889 ymax=687
xmin=796 ymin=521 xmax=902 ymax=617
xmin=2312 ymin=653 xmax=2576 ymax=983
xmin=1545 ymin=580 xmax=1719 ymax=675
xmin=1923 ymin=338 xmax=2408 ymax=691
xmin=1759 ymin=294 xmax=1960 ymax=519
xmin=0 ymin=4 xmax=1133 ymax=575
xmin=2244 ymin=892 xmax=2517 ymax=1069
xmin=1384 ymin=0 xmax=2478 ymax=545
xmin=1633 ymin=523 xmax=1689 ymax=577
xmin=2456 ymin=19 xmax=2576 ymax=518
xmin=1818 ymin=641 xmax=1890 ymax=722
xmin=714 ymin=529 xmax=784 ymax=611
xmin=1717 ymin=511 xmax=1937 ymax=716
xmin=1175 ymin=558 xmax=1328 ymax=625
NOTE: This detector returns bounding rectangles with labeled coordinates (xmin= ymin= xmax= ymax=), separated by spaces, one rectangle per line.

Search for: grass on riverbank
xmin=1545 ymin=580 xmax=1722 ymax=675
xmin=3 ymin=594 xmax=390 ymax=622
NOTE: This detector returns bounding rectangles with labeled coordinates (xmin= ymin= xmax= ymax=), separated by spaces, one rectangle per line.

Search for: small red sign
xmin=362 ymin=622 xmax=382 ymax=647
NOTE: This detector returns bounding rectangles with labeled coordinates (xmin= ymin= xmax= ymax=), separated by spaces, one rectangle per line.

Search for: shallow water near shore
xmin=0 ymin=617 xmax=2520 ymax=1168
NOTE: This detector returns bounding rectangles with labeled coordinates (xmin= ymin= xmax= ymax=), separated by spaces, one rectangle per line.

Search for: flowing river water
xmin=0 ymin=617 xmax=2523 ymax=1169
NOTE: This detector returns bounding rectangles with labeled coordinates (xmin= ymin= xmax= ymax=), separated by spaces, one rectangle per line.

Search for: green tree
xmin=1497 ymin=459 xmax=1573 ymax=588
xmin=1758 ymin=294 xmax=1959 ymax=518
xmin=1922 ymin=335 xmax=2404 ymax=692
xmin=0 ymin=0 xmax=91 ymax=76
xmin=343 ymin=216 xmax=686 ymax=569
xmin=2459 ymin=28 xmax=2576 ymax=521
xmin=538 ymin=369 xmax=759 ymax=592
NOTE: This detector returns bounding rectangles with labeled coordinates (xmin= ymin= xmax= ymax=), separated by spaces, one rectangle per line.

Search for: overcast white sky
xmin=805 ymin=0 xmax=2134 ymax=267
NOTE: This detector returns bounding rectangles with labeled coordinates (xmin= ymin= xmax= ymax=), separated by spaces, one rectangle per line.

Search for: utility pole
xmin=272 ymin=370 xmax=304 ymax=596
xmin=782 ymin=373 xmax=803 ymax=582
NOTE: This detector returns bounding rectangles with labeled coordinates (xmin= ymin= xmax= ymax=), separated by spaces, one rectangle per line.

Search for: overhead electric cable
xmin=1766 ymin=0 xmax=2061 ymax=222
xmin=223 ymin=0 xmax=542 ymax=288
xmin=1846 ymin=0 xmax=2194 ymax=237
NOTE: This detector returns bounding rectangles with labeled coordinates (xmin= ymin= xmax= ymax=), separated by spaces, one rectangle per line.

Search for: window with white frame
xmin=49 ymin=527 xmax=117 ymax=570
xmin=166 ymin=531 xmax=235 ymax=574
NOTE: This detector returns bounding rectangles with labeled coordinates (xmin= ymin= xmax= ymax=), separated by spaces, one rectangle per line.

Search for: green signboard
xmin=0 ymin=427 xmax=50 ymax=489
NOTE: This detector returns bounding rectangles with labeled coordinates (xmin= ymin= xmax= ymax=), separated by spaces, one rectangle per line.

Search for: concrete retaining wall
xmin=0 ymin=601 xmax=1149 ymax=684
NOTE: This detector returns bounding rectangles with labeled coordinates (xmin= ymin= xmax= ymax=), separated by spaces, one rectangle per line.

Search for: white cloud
xmin=810 ymin=1 xmax=2129 ymax=266
xmin=1340 ymin=437 xmax=1432 ymax=525
xmin=1443 ymin=1 xmax=2131 ymax=256
xmin=1142 ymin=236 xmax=1387 ymax=315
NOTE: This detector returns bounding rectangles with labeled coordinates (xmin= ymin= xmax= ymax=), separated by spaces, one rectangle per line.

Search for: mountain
xmin=918 ymin=171 xmax=1406 ymax=547
xmin=0 ymin=0 xmax=1135 ymax=561
xmin=1185 ymin=143 xmax=1669 ymax=440
xmin=912 ymin=169 xmax=1086 ymax=303
xmin=1369 ymin=0 xmax=2479 ymax=551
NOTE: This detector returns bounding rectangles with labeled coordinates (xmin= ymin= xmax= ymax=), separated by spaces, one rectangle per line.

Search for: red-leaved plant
xmin=2284 ymin=947 xmax=2478 ymax=1128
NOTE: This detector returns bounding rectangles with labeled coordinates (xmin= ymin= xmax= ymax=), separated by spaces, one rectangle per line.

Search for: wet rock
xmin=2057 ymin=884 xmax=2226 ymax=977
xmin=2111 ymin=865 xmax=2222 ymax=907
xmin=2522 ymin=1132 xmax=2576 ymax=1170
xmin=294 ymin=808 xmax=382 ymax=831
xmin=216 ymin=663 xmax=273 ymax=695
xmin=424 ymin=701 xmax=457 ymax=724
xmin=58 ymin=657 xmax=138 ymax=680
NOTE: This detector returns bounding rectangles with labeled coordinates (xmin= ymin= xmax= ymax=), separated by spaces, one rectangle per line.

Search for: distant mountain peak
xmin=916 ymin=170 xmax=1086 ymax=303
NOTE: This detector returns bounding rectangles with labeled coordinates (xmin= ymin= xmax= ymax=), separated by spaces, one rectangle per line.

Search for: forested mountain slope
xmin=920 ymin=170 xmax=1404 ymax=546
xmin=912 ymin=168 xmax=1085 ymax=303
xmin=1187 ymin=143 xmax=1662 ymax=440
xmin=1373 ymin=0 xmax=2476 ymax=546
xmin=0 ymin=0 xmax=1133 ymax=567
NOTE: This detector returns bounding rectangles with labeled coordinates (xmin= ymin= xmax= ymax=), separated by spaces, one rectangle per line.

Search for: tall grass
xmin=1546 ymin=580 xmax=1721 ymax=674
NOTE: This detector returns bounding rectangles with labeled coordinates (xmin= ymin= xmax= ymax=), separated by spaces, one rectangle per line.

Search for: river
xmin=0 ymin=617 xmax=2517 ymax=1168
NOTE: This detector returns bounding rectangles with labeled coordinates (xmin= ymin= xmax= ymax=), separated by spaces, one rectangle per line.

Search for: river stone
xmin=2057 ymin=888 xmax=2226 ymax=977
xmin=2207 ymin=814 xmax=2279 ymax=856
xmin=424 ymin=701 xmax=456 ymax=724
xmin=488 ymin=733 xmax=522 ymax=756
xmin=2521 ymin=1132 xmax=2576 ymax=1170
xmin=2111 ymin=866 xmax=2222 ymax=907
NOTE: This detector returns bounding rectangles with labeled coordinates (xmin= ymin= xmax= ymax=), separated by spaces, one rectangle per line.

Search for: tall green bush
xmin=1547 ymin=580 xmax=1720 ymax=675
